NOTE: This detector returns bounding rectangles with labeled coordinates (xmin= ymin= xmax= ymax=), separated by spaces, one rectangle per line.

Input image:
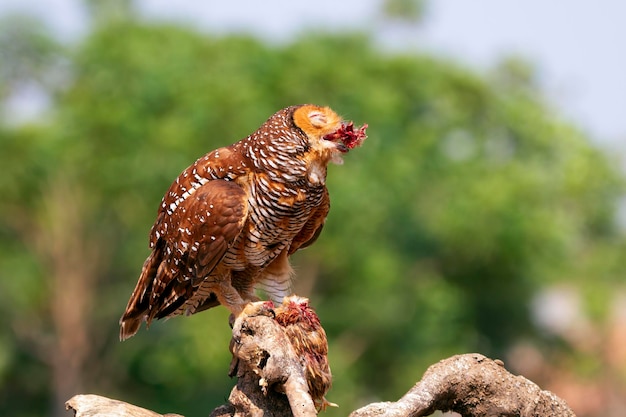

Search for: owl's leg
xmin=255 ymin=250 xmax=294 ymax=304
xmin=185 ymin=274 xmax=249 ymax=317
xmin=212 ymin=278 xmax=250 ymax=317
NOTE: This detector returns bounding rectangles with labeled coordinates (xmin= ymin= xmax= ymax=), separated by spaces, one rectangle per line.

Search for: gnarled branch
xmin=214 ymin=305 xmax=317 ymax=417
xmin=350 ymin=353 xmax=575 ymax=417
xmin=66 ymin=394 xmax=183 ymax=417
xmin=66 ymin=315 xmax=576 ymax=417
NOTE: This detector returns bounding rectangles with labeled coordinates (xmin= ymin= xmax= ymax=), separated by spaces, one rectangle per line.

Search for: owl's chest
xmin=227 ymin=177 xmax=325 ymax=268
xmin=248 ymin=177 xmax=323 ymax=238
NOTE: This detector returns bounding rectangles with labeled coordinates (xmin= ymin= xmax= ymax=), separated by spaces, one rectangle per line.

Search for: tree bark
xmin=66 ymin=314 xmax=576 ymax=417
xmin=349 ymin=353 xmax=576 ymax=417
xmin=12 ymin=179 xmax=106 ymax=417
xmin=66 ymin=394 xmax=183 ymax=417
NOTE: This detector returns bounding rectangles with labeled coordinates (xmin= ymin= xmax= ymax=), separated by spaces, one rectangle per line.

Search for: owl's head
xmin=292 ymin=105 xmax=368 ymax=161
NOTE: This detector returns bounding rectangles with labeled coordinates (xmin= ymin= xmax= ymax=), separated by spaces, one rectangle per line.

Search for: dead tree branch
xmin=65 ymin=394 xmax=183 ymax=417
xmin=66 ymin=316 xmax=576 ymax=417
xmin=349 ymin=353 xmax=576 ymax=417
xmin=214 ymin=304 xmax=318 ymax=417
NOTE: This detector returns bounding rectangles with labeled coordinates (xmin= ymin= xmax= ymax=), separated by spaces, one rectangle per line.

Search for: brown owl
xmin=120 ymin=105 xmax=367 ymax=340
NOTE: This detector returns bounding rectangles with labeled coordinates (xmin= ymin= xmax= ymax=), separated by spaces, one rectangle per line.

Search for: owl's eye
xmin=308 ymin=111 xmax=327 ymax=128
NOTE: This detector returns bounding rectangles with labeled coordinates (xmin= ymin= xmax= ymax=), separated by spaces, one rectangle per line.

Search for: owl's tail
xmin=119 ymin=250 xmax=160 ymax=341
xmin=119 ymin=315 xmax=142 ymax=341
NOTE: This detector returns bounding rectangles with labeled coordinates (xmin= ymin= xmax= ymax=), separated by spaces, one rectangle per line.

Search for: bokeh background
xmin=1 ymin=1 xmax=625 ymax=416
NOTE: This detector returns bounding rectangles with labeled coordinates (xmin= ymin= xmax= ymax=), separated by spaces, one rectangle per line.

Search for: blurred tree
xmin=0 ymin=17 xmax=623 ymax=417
xmin=84 ymin=0 xmax=135 ymax=27
xmin=382 ymin=0 xmax=426 ymax=23
xmin=0 ymin=15 xmax=61 ymax=95
xmin=0 ymin=15 xmax=66 ymax=128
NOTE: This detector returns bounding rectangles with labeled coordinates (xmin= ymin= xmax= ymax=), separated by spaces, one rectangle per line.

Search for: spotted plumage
xmin=119 ymin=104 xmax=367 ymax=340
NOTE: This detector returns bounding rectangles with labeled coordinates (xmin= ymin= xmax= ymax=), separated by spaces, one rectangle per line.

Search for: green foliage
xmin=0 ymin=14 xmax=62 ymax=96
xmin=382 ymin=0 xmax=427 ymax=23
xmin=0 ymin=20 xmax=623 ymax=416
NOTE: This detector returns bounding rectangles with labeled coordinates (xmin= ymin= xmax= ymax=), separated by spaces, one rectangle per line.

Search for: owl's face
xmin=292 ymin=104 xmax=368 ymax=164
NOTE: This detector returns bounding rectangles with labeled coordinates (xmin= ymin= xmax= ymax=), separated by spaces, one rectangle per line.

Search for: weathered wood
xmin=65 ymin=394 xmax=183 ymax=417
xmin=349 ymin=353 xmax=576 ymax=417
xmin=217 ymin=303 xmax=318 ymax=417
xmin=66 ymin=318 xmax=576 ymax=417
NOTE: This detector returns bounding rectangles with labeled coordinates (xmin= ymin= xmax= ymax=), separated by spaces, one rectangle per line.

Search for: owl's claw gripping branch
xmin=323 ymin=121 xmax=368 ymax=153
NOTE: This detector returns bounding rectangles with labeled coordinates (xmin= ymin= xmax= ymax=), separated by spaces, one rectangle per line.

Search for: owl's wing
xmin=119 ymin=179 xmax=247 ymax=340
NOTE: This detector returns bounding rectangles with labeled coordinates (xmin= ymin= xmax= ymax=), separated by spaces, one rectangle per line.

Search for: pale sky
xmin=1 ymin=0 xmax=625 ymax=149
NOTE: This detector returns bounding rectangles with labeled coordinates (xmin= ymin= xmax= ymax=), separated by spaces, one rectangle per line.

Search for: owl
xmin=120 ymin=104 xmax=367 ymax=340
